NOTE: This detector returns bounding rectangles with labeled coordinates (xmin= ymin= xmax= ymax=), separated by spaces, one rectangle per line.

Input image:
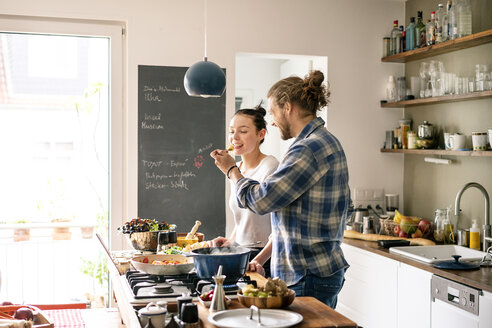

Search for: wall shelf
xmin=381 ymin=90 xmax=492 ymax=108
xmin=380 ymin=148 xmax=492 ymax=157
xmin=381 ymin=29 xmax=492 ymax=63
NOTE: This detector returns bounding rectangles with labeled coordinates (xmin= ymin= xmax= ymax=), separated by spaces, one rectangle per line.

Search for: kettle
xmin=351 ymin=208 xmax=369 ymax=223
xmin=418 ymin=121 xmax=435 ymax=140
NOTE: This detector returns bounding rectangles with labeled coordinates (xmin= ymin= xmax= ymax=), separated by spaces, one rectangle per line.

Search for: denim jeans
xmin=289 ymin=268 xmax=346 ymax=309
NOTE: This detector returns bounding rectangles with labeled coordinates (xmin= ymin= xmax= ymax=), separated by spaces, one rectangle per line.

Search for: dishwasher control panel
xmin=431 ymin=275 xmax=480 ymax=316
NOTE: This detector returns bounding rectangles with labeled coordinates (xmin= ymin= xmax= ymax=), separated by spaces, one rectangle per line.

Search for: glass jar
xmin=433 ymin=208 xmax=447 ymax=243
xmin=407 ymin=131 xmax=417 ymax=149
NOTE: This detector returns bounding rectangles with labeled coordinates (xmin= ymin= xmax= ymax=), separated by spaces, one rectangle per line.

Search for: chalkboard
xmin=138 ymin=65 xmax=226 ymax=240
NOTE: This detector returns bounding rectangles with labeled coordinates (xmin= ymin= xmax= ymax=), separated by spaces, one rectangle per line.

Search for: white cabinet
xmin=339 ymin=243 xmax=432 ymax=328
xmin=397 ymin=263 xmax=432 ymax=328
xmin=479 ymin=290 xmax=492 ymax=328
xmin=338 ymin=243 xmax=399 ymax=328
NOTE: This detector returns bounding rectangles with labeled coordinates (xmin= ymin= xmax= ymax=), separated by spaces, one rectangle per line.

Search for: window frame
xmin=0 ymin=15 xmax=126 ymax=249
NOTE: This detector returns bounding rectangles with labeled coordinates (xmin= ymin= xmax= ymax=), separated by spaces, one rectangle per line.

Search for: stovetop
xmin=121 ymin=270 xmax=255 ymax=305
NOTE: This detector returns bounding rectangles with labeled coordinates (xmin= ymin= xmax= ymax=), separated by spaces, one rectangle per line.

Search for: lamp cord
xmin=204 ymin=0 xmax=208 ymax=60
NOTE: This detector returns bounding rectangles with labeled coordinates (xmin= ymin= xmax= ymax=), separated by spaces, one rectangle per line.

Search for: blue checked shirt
xmin=235 ymin=117 xmax=350 ymax=286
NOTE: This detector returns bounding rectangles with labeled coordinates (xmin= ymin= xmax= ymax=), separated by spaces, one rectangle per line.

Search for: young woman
xmin=212 ymin=105 xmax=278 ymax=277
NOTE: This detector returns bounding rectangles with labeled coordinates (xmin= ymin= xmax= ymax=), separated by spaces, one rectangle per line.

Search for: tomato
xmin=142 ymin=257 xmax=149 ymax=264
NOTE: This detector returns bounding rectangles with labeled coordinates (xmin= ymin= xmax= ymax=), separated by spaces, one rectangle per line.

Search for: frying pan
xmin=131 ymin=254 xmax=194 ymax=275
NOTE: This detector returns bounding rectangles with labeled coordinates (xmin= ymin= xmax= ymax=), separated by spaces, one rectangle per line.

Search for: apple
xmin=14 ymin=307 xmax=34 ymax=321
xmin=418 ymin=219 xmax=431 ymax=235
xmin=394 ymin=225 xmax=401 ymax=236
xmin=398 ymin=230 xmax=408 ymax=238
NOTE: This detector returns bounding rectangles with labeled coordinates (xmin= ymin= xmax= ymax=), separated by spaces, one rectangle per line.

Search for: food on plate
xmin=118 ymin=218 xmax=174 ymax=234
xmin=182 ymin=240 xmax=211 ymax=252
xmin=177 ymin=236 xmax=198 ymax=248
xmin=241 ymin=277 xmax=289 ymax=297
xmin=163 ymin=246 xmax=183 ymax=255
xmin=151 ymin=259 xmax=182 ymax=265
xmin=200 ymin=289 xmax=215 ymax=302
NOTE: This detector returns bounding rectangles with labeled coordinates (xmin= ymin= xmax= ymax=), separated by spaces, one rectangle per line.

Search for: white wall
xmin=0 ymin=0 xmax=406 ymax=245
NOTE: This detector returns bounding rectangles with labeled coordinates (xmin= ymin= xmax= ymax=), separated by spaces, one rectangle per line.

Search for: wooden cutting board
xmin=197 ymin=297 xmax=357 ymax=328
xmin=344 ymin=230 xmax=435 ymax=246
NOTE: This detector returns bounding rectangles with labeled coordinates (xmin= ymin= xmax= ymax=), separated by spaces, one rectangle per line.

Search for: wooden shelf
xmin=381 ymin=29 xmax=492 ymax=63
xmin=380 ymin=148 xmax=492 ymax=157
xmin=381 ymin=90 xmax=492 ymax=108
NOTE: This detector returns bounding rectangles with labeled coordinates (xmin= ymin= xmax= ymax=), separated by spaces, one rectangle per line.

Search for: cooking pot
xmin=186 ymin=246 xmax=251 ymax=284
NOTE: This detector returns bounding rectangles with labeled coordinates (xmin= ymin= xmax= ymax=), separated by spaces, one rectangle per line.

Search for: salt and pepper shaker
xmin=209 ymin=265 xmax=226 ymax=313
xmin=157 ymin=231 xmax=169 ymax=253
xmin=178 ymin=303 xmax=200 ymax=328
xmin=176 ymin=293 xmax=193 ymax=320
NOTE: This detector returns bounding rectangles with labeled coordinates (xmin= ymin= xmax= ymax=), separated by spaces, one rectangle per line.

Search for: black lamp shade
xmin=184 ymin=59 xmax=226 ymax=97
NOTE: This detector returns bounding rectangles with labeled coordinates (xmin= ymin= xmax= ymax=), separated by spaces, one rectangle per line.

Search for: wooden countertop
xmin=197 ymin=297 xmax=357 ymax=328
xmin=198 ymin=273 xmax=356 ymax=327
xmin=343 ymin=238 xmax=492 ymax=293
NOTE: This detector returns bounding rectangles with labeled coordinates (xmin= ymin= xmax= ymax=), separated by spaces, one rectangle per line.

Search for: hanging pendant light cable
xmin=183 ymin=0 xmax=226 ymax=97
xmin=204 ymin=0 xmax=207 ymax=61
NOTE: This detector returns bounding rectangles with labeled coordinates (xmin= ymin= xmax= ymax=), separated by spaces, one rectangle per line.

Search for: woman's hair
xmin=234 ymin=103 xmax=267 ymax=144
xmin=267 ymin=70 xmax=330 ymax=116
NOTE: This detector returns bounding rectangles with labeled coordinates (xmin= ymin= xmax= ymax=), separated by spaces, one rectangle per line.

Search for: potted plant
xmin=12 ymin=220 xmax=30 ymax=242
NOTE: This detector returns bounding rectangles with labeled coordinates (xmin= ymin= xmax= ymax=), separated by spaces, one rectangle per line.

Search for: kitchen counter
xmin=343 ymin=238 xmax=492 ymax=293
xmin=109 ymin=265 xmax=358 ymax=328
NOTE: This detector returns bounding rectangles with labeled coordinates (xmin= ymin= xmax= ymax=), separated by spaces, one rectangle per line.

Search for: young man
xmin=210 ymin=70 xmax=351 ymax=308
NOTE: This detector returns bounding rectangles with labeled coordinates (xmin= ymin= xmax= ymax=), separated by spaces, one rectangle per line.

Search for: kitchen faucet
xmin=454 ymin=182 xmax=491 ymax=252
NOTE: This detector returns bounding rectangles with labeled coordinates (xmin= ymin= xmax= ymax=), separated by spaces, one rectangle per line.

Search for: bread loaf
xmin=344 ymin=230 xmax=435 ymax=246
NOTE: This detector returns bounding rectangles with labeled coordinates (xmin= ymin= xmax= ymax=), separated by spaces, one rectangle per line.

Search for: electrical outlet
xmin=352 ymin=187 xmax=384 ymax=213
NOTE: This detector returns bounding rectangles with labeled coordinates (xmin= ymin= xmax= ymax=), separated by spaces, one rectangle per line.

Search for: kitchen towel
xmin=44 ymin=309 xmax=85 ymax=328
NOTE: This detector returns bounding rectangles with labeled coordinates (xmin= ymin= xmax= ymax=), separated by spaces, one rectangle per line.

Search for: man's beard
xmin=278 ymin=122 xmax=292 ymax=140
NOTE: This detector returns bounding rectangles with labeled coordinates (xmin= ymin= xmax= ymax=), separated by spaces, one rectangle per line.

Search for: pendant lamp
xmin=184 ymin=0 xmax=226 ymax=97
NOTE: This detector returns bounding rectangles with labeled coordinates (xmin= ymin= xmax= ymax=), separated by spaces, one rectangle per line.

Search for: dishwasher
xmin=431 ymin=275 xmax=480 ymax=328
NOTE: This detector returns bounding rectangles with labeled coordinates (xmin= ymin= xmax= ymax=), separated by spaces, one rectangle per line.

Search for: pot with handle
xmin=186 ymin=246 xmax=251 ymax=284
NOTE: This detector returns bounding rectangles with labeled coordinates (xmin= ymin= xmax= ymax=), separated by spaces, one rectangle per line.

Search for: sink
xmin=389 ymin=245 xmax=487 ymax=264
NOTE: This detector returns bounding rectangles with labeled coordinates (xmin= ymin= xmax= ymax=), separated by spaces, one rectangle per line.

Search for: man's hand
xmin=212 ymin=236 xmax=232 ymax=247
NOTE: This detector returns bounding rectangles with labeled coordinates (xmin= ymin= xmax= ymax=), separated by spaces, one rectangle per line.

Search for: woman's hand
xmin=248 ymin=260 xmax=265 ymax=276
xmin=210 ymin=149 xmax=236 ymax=175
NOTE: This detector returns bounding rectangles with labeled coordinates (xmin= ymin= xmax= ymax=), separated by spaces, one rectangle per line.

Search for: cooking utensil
xmin=377 ymin=239 xmax=411 ymax=248
xmin=185 ymin=220 xmax=201 ymax=240
xmin=351 ymin=208 xmax=369 ymax=223
xmin=186 ymin=246 xmax=250 ymax=283
xmin=208 ymin=306 xmax=303 ymax=328
xmin=433 ymin=255 xmax=480 ymax=270
xmin=96 ymin=233 xmax=121 ymax=273
xmin=131 ymin=254 xmax=194 ymax=275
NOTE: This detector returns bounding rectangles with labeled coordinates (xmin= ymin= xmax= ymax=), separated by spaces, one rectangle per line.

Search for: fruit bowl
xmin=237 ymin=289 xmax=296 ymax=309
xmin=380 ymin=217 xmax=433 ymax=238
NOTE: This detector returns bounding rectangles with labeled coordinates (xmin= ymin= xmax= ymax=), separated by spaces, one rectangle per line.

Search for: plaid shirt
xmin=236 ymin=117 xmax=350 ymax=285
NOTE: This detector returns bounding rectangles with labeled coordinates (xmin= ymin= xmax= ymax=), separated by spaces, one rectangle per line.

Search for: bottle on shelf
xmin=435 ymin=4 xmax=445 ymax=43
xmin=399 ymin=26 xmax=406 ymax=53
xmin=405 ymin=17 xmax=415 ymax=51
xmin=391 ymin=20 xmax=400 ymax=55
xmin=415 ymin=11 xmax=426 ymax=48
xmin=469 ymin=219 xmax=480 ymax=250
xmin=458 ymin=0 xmax=472 ymax=38
xmin=445 ymin=1 xmax=452 ymax=40
xmin=386 ymin=76 xmax=397 ymax=102
xmin=426 ymin=12 xmax=436 ymax=46
xmin=448 ymin=0 xmax=458 ymax=40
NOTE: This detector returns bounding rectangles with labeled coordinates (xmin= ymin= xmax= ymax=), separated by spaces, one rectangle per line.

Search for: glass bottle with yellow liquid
xmin=434 ymin=208 xmax=453 ymax=243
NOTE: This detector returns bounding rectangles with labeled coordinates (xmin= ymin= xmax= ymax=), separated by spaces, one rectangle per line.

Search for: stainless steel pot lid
xmin=433 ymin=255 xmax=481 ymax=270
xmin=208 ymin=307 xmax=303 ymax=328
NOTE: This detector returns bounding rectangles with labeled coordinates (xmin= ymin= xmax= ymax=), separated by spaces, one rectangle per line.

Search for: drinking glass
xmin=419 ymin=62 xmax=430 ymax=98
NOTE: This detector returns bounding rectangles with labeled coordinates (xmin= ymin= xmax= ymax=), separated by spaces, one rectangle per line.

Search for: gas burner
xmin=153 ymin=284 xmax=173 ymax=294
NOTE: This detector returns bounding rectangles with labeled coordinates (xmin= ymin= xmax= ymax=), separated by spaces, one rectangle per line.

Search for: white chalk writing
xmin=198 ymin=143 xmax=213 ymax=154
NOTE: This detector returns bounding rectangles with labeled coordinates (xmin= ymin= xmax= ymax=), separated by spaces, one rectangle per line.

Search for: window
xmin=0 ymin=15 xmax=124 ymax=305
